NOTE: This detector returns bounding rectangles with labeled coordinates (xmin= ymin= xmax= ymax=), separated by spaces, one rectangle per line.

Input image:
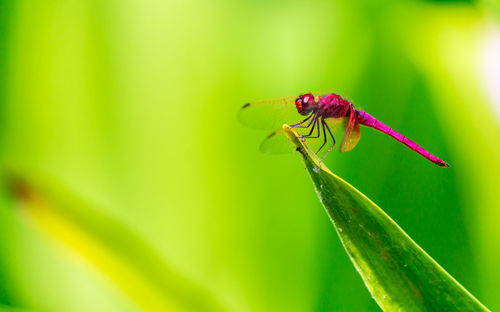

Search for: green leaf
xmin=282 ymin=125 xmax=489 ymax=312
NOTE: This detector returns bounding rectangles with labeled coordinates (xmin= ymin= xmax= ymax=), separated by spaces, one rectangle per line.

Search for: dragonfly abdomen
xmin=356 ymin=110 xmax=449 ymax=167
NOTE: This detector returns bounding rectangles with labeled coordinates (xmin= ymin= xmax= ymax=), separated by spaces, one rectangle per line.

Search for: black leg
xmin=302 ymin=115 xmax=319 ymax=138
xmin=291 ymin=113 xmax=313 ymax=128
xmin=324 ymin=120 xmax=336 ymax=145
xmin=315 ymin=119 xmax=328 ymax=154
xmin=302 ymin=115 xmax=322 ymax=139
xmin=294 ymin=115 xmax=315 ymax=128
xmin=319 ymin=120 xmax=337 ymax=162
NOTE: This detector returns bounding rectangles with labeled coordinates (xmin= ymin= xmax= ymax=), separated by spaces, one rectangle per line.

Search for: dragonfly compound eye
xmin=295 ymin=96 xmax=304 ymax=113
xmin=296 ymin=93 xmax=315 ymax=115
xmin=302 ymin=93 xmax=314 ymax=105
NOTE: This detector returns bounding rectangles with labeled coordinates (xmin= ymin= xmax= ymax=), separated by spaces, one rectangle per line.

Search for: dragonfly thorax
xmin=318 ymin=94 xmax=352 ymax=118
xmin=295 ymin=93 xmax=318 ymax=116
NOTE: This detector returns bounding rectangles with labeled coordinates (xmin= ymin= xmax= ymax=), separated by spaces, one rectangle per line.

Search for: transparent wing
xmin=339 ymin=109 xmax=361 ymax=152
xmin=239 ymin=93 xmax=326 ymax=130
xmin=259 ymin=129 xmax=293 ymax=154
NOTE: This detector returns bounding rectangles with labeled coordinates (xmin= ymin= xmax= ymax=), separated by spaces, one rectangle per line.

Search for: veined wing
xmin=259 ymin=128 xmax=292 ymax=154
xmin=239 ymin=93 xmax=326 ymax=130
xmin=339 ymin=109 xmax=361 ymax=152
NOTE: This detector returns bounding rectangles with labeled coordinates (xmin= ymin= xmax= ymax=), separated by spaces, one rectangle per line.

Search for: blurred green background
xmin=0 ymin=0 xmax=499 ymax=311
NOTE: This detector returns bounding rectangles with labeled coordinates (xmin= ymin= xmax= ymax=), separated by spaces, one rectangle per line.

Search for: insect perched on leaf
xmin=239 ymin=93 xmax=449 ymax=167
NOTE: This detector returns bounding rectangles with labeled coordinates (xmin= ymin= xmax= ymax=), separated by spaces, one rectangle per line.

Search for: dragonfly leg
xmin=301 ymin=115 xmax=319 ymax=138
xmin=319 ymin=119 xmax=336 ymax=162
xmin=291 ymin=113 xmax=314 ymax=128
xmin=324 ymin=120 xmax=336 ymax=146
xmin=302 ymin=115 xmax=322 ymax=139
xmin=309 ymin=116 xmax=321 ymax=139
xmin=315 ymin=118 xmax=328 ymax=154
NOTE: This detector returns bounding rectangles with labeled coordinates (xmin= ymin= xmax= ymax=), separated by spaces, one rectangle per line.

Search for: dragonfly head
xmin=295 ymin=93 xmax=317 ymax=116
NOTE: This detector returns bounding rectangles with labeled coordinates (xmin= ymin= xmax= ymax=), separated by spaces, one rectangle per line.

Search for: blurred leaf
xmin=2 ymin=168 xmax=225 ymax=312
xmin=282 ymin=125 xmax=489 ymax=311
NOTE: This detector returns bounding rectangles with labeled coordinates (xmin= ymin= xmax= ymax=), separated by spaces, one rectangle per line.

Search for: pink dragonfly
xmin=239 ymin=93 xmax=450 ymax=167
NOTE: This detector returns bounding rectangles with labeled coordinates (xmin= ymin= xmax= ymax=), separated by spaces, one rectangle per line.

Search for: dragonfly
xmin=239 ymin=92 xmax=450 ymax=167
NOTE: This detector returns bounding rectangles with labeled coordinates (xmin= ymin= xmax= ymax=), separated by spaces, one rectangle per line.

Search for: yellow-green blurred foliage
xmin=0 ymin=0 xmax=499 ymax=311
